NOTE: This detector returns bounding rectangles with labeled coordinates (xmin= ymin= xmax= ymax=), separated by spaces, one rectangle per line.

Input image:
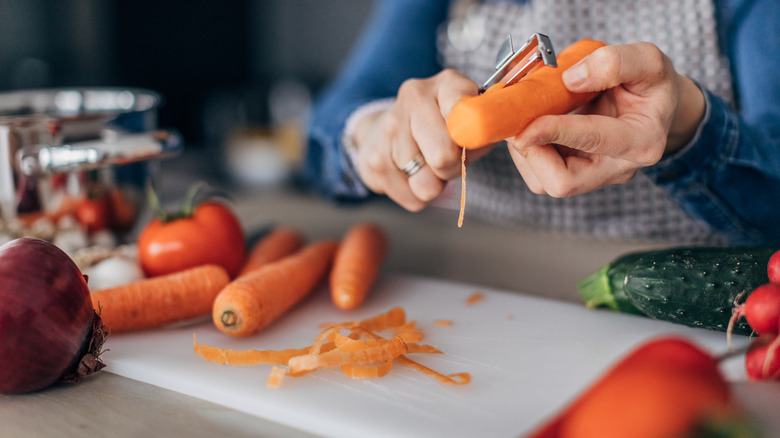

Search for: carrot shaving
xmin=194 ymin=307 xmax=470 ymax=387
xmin=193 ymin=334 xmax=337 ymax=366
xmin=289 ymin=336 xmax=407 ymax=374
xmin=466 ymin=291 xmax=485 ymax=305
xmin=397 ymin=355 xmax=471 ymax=385
xmin=341 ymin=359 xmax=393 ymax=379
xmin=434 ymin=319 xmax=453 ymax=327
xmin=266 ymin=366 xmax=287 ymax=389
xmin=458 ymin=147 xmax=466 ymax=228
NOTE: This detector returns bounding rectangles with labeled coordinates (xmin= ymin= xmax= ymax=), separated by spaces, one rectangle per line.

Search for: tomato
xmin=138 ymin=201 xmax=245 ymax=278
xmin=76 ymin=195 xmax=109 ymax=233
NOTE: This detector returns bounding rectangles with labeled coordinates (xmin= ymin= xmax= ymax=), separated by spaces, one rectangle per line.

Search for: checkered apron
xmin=438 ymin=0 xmax=733 ymax=243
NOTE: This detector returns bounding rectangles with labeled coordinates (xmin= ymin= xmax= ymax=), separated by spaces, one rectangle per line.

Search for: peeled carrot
xmin=213 ymin=239 xmax=339 ymax=336
xmin=330 ymin=222 xmax=388 ymax=310
xmin=237 ymin=226 xmax=305 ymax=277
xmin=447 ymin=39 xmax=607 ymax=149
xmin=91 ymin=264 xmax=230 ymax=334
xmin=525 ymin=337 xmax=738 ymax=438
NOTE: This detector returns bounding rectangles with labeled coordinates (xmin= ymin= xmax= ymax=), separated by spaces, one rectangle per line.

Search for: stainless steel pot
xmin=0 ymin=87 xmax=182 ymax=223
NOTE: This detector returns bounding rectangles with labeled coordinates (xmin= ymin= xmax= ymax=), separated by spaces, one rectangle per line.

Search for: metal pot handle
xmin=17 ymin=129 xmax=183 ymax=176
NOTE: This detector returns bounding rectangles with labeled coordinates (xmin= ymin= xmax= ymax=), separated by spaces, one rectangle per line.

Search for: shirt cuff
xmin=341 ymin=97 xmax=396 ymax=167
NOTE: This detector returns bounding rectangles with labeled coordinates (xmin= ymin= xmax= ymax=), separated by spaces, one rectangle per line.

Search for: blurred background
xmin=0 ymin=0 xmax=374 ymax=187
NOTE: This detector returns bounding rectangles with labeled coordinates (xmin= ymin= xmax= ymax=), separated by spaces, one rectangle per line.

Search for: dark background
xmin=0 ymin=0 xmax=374 ymax=147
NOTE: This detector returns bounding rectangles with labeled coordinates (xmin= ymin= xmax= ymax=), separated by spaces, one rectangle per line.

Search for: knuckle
xmin=613 ymin=171 xmax=637 ymax=184
xmin=378 ymin=113 xmax=401 ymax=139
xmin=437 ymin=68 xmax=463 ymax=82
xmin=364 ymin=154 xmax=384 ymax=175
xmin=546 ymin=180 xmax=577 ymax=198
xmin=398 ymin=78 xmax=426 ymax=102
xmin=423 ymin=149 xmax=455 ymax=172
xmin=635 ymin=43 xmax=668 ymax=79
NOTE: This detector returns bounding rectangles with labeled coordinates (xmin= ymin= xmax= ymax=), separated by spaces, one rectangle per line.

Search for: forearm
xmin=303 ymin=0 xmax=449 ymax=202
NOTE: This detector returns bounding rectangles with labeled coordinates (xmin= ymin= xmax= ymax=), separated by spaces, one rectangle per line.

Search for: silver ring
xmin=400 ymin=153 xmax=426 ymax=177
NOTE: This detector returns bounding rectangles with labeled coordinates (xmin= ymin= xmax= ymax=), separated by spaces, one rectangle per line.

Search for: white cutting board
xmin=101 ymin=273 xmax=748 ymax=438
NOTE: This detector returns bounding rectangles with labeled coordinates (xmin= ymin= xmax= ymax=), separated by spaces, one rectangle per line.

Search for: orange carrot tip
xmin=330 ymin=222 xmax=388 ymax=311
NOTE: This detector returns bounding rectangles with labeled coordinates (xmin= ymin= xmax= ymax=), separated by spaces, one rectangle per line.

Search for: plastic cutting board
xmin=101 ymin=273 xmax=747 ymax=438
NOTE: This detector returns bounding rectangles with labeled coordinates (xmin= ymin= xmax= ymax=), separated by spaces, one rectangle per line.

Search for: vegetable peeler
xmin=480 ymin=32 xmax=557 ymax=93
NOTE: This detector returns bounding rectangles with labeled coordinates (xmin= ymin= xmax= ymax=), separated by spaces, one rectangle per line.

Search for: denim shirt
xmin=304 ymin=0 xmax=780 ymax=245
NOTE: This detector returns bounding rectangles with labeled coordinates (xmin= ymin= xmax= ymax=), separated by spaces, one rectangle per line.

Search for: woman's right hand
xmin=351 ymin=69 xmax=484 ymax=211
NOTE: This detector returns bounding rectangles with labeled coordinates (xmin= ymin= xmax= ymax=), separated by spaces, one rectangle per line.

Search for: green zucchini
xmin=578 ymin=246 xmax=778 ymax=335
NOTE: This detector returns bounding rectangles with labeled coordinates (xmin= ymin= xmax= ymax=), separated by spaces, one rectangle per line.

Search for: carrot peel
xmin=194 ymin=307 xmax=470 ymax=388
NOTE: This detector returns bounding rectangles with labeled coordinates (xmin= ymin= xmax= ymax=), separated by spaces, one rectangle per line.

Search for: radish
xmin=742 ymin=283 xmax=780 ymax=334
xmin=745 ymin=334 xmax=780 ymax=380
xmin=769 ymin=250 xmax=780 ymax=284
xmin=727 ymin=283 xmax=780 ymax=350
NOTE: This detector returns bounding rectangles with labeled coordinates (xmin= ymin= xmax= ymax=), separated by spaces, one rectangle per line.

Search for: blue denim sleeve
xmin=643 ymin=0 xmax=780 ymax=245
xmin=303 ymin=0 xmax=450 ymax=203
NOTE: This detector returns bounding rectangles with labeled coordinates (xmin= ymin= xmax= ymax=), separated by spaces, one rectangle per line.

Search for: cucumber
xmin=578 ymin=251 xmax=646 ymax=315
xmin=578 ymin=246 xmax=778 ymax=335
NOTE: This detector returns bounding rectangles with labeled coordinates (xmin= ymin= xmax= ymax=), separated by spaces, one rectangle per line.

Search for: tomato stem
xmin=146 ymin=180 xmax=235 ymax=224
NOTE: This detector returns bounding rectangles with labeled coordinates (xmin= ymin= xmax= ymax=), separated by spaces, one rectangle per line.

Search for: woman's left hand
xmin=506 ymin=42 xmax=706 ymax=197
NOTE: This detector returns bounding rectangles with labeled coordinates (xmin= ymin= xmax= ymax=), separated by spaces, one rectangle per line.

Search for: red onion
xmin=0 ymin=238 xmax=106 ymax=394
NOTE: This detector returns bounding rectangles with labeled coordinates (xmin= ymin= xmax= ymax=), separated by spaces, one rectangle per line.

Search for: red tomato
xmin=76 ymin=195 xmax=109 ymax=233
xmin=138 ymin=201 xmax=245 ymax=278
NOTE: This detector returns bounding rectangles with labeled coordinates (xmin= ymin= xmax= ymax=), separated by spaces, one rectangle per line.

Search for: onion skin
xmin=0 ymin=238 xmax=106 ymax=394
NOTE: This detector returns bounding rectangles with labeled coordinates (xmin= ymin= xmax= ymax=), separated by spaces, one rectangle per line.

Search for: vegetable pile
xmin=194 ymin=307 xmax=470 ymax=388
xmin=580 ymin=246 xmax=780 ymax=381
xmin=0 ymin=238 xmax=106 ymax=394
xmin=578 ymin=246 xmax=778 ymax=334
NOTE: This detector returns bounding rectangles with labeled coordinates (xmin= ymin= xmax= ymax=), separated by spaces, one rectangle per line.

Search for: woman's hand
xmin=507 ymin=42 xmax=706 ymax=197
xmin=352 ymin=69 xmax=483 ymax=211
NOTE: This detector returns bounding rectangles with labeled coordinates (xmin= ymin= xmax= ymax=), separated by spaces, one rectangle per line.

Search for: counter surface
xmin=3 ymin=155 xmax=779 ymax=437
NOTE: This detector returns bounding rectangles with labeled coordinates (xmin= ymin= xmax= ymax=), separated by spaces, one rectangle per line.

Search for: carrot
xmin=330 ymin=222 xmax=388 ymax=310
xmin=91 ymin=264 xmax=230 ymax=334
xmin=237 ymin=226 xmax=305 ymax=277
xmin=524 ymin=337 xmax=738 ymax=438
xmin=447 ymin=39 xmax=607 ymax=150
xmin=213 ymin=239 xmax=339 ymax=336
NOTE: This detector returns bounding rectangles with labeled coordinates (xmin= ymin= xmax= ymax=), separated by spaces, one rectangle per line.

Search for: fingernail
xmin=563 ymin=62 xmax=588 ymax=89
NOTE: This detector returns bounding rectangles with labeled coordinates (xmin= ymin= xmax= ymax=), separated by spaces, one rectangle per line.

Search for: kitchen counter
xmin=3 ymin=154 xmax=780 ymax=437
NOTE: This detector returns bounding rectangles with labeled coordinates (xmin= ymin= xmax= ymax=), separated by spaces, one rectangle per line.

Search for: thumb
xmin=562 ymin=43 xmax=666 ymax=96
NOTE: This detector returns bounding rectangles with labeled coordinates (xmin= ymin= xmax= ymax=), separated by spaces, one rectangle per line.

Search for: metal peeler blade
xmin=479 ymin=33 xmax=557 ymax=93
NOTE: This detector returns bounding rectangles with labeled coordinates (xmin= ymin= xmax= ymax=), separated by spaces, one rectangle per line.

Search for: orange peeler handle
xmin=447 ymin=39 xmax=607 ymax=150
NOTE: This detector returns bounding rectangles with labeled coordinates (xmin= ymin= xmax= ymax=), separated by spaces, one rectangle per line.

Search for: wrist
xmin=666 ymin=75 xmax=706 ymax=155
